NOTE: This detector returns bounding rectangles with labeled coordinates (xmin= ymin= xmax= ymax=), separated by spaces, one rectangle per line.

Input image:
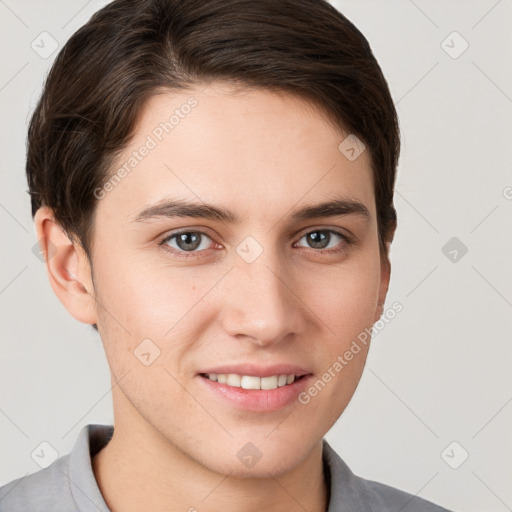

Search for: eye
xmin=158 ymin=228 xmax=353 ymax=259
xmin=294 ymin=229 xmax=352 ymax=254
xmin=159 ymin=230 xmax=215 ymax=258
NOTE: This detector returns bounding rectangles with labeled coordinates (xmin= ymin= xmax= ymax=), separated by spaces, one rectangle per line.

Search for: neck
xmin=92 ymin=421 xmax=328 ymax=512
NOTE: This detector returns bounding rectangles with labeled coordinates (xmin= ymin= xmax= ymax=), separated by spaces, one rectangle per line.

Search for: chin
xmin=212 ymin=454 xmax=301 ymax=479
xmin=199 ymin=434 xmax=317 ymax=479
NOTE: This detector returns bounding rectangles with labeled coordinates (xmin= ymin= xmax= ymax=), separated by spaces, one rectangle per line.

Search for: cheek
xmin=300 ymin=252 xmax=381 ymax=344
xmin=95 ymin=248 xmax=194 ymax=329
xmin=93 ymin=256 xmax=215 ymax=365
xmin=295 ymin=257 xmax=380 ymax=426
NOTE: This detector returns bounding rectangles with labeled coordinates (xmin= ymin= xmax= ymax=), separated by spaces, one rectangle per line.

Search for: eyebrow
xmin=131 ymin=196 xmax=370 ymax=224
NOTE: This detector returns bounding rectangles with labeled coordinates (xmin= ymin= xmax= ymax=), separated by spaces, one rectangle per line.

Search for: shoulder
xmin=322 ymin=439 xmax=453 ymax=512
xmin=0 ymin=424 xmax=113 ymax=512
xmin=357 ymin=477 xmax=452 ymax=512
xmin=0 ymin=454 xmax=75 ymax=510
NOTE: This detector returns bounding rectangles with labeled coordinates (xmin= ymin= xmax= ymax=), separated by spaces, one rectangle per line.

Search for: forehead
xmin=97 ymin=82 xmax=375 ymax=224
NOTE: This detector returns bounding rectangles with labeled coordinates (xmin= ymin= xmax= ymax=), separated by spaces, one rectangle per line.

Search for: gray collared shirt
xmin=0 ymin=424 xmax=452 ymax=511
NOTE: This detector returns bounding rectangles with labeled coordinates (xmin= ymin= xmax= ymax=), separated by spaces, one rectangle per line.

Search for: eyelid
xmin=158 ymin=228 xmax=217 ymax=258
xmin=294 ymin=224 xmax=355 ymax=243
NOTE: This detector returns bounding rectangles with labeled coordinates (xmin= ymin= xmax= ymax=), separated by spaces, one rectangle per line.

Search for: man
xmin=0 ymin=0 xmax=452 ymax=510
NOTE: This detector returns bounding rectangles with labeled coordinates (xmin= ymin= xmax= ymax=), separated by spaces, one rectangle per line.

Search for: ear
xmin=373 ymin=256 xmax=391 ymax=323
xmin=373 ymin=227 xmax=396 ymax=324
xmin=34 ymin=206 xmax=98 ymax=325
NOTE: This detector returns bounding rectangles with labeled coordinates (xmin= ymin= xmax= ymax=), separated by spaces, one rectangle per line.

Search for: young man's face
xmin=50 ymin=82 xmax=390 ymax=476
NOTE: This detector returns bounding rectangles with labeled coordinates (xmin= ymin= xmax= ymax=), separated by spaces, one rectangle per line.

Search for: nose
xmin=219 ymin=248 xmax=306 ymax=347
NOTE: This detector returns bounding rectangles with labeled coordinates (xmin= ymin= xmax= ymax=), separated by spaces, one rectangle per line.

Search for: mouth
xmin=197 ymin=372 xmax=314 ymax=412
xmin=199 ymin=372 xmax=311 ymax=390
xmin=196 ymin=362 xmax=314 ymax=412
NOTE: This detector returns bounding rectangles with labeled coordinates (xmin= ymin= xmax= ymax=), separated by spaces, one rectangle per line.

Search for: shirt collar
xmin=322 ymin=437 xmax=381 ymax=511
xmin=68 ymin=424 xmax=113 ymax=512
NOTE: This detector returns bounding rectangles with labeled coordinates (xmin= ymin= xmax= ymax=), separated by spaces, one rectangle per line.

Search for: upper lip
xmin=198 ymin=363 xmax=313 ymax=378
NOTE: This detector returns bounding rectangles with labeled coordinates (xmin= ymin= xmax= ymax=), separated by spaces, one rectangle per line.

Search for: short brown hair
xmin=27 ymin=0 xmax=399 ymax=264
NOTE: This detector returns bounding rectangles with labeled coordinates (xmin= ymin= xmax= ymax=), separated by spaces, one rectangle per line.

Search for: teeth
xmin=205 ymin=373 xmax=298 ymax=390
xmin=226 ymin=374 xmax=241 ymax=387
xmin=260 ymin=376 xmax=278 ymax=390
xmin=242 ymin=375 xmax=262 ymax=390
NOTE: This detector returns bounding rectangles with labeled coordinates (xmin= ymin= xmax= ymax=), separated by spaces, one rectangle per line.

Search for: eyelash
xmin=158 ymin=228 xmax=354 ymax=259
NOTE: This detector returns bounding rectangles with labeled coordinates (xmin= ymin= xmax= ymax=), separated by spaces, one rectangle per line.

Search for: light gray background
xmin=1 ymin=1 xmax=511 ymax=511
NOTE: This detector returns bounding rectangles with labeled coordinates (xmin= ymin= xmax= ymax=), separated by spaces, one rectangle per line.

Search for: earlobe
xmin=34 ymin=206 xmax=98 ymax=325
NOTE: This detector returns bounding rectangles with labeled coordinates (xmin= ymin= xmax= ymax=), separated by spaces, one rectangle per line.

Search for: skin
xmin=35 ymin=81 xmax=393 ymax=512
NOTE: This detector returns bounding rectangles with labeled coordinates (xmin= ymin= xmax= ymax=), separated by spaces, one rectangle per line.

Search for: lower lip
xmin=197 ymin=374 xmax=313 ymax=412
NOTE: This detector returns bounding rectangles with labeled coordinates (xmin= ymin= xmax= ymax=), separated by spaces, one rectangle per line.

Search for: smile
xmin=200 ymin=372 xmax=305 ymax=390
